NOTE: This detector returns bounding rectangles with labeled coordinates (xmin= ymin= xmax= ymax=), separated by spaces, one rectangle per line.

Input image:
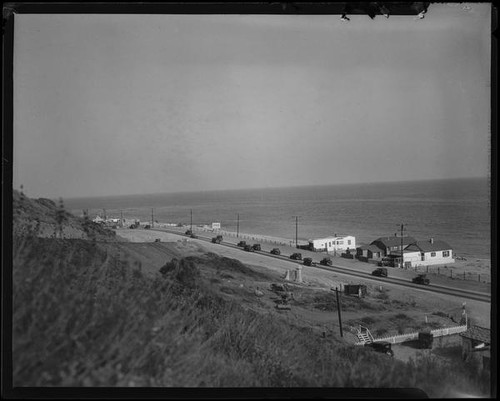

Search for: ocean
xmin=64 ymin=177 xmax=491 ymax=260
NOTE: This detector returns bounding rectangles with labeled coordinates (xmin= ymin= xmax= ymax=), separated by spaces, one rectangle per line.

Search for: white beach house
xmin=400 ymin=238 xmax=455 ymax=267
xmin=308 ymin=235 xmax=356 ymax=253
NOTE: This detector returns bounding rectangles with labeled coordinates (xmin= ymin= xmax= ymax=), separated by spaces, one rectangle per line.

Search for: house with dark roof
xmin=371 ymin=235 xmax=417 ymax=257
xmin=356 ymin=244 xmax=384 ymax=261
xmin=403 ymin=238 xmax=454 ymax=267
xmin=459 ymin=326 xmax=491 ymax=369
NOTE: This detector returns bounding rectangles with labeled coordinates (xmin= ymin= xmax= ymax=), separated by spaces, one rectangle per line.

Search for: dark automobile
xmin=190 ymin=233 xmax=198 ymax=239
xmin=270 ymin=248 xmax=281 ymax=255
xmin=154 ymin=238 xmax=161 ymax=243
xmin=252 ymin=244 xmax=261 ymax=251
xmin=303 ymin=257 xmax=315 ymax=266
xmin=372 ymin=268 xmax=388 ymax=277
xmin=412 ymin=274 xmax=430 ymax=285
xmin=211 ymin=235 xmax=223 ymax=244
xmin=244 ymin=244 xmax=254 ymax=252
xmin=237 ymin=241 xmax=247 ymax=247
xmin=185 ymin=229 xmax=193 ymax=236
xmin=320 ymin=258 xmax=333 ymax=266
xmin=364 ymin=341 xmax=394 ymax=357
xmin=290 ymin=253 xmax=302 ymax=260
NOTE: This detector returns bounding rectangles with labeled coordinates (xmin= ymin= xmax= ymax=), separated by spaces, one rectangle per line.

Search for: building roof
xmin=405 ymin=239 xmax=452 ymax=252
xmin=371 ymin=236 xmax=416 ymax=248
xmin=460 ymin=326 xmax=490 ymax=344
xmin=309 ymin=235 xmax=353 ymax=242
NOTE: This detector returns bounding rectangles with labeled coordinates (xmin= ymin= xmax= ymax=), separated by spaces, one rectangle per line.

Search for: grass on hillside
xmin=11 ymin=233 xmax=490 ymax=396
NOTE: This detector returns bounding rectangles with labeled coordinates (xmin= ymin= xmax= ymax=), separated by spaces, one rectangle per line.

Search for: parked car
xmin=144 ymin=225 xmax=151 ymax=229
xmin=237 ymin=241 xmax=247 ymax=247
xmin=290 ymin=253 xmax=302 ymax=260
xmin=364 ymin=341 xmax=394 ymax=357
xmin=372 ymin=267 xmax=388 ymax=277
xmin=320 ymin=257 xmax=333 ymax=266
xmin=252 ymin=244 xmax=261 ymax=251
xmin=244 ymin=244 xmax=254 ymax=252
xmin=303 ymin=257 xmax=315 ymax=266
xmin=190 ymin=233 xmax=198 ymax=239
xmin=270 ymin=248 xmax=281 ymax=255
xmin=185 ymin=229 xmax=193 ymax=236
xmin=211 ymin=235 xmax=223 ymax=244
xmin=154 ymin=238 xmax=161 ymax=243
xmin=412 ymin=274 xmax=430 ymax=285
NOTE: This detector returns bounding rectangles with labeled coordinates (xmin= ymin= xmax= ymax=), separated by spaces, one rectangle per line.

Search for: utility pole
xmin=399 ymin=223 xmax=407 ymax=268
xmin=335 ymin=287 xmax=343 ymax=337
xmin=120 ymin=210 xmax=123 ymax=227
xmin=190 ymin=209 xmax=193 ymax=231
xmin=151 ymin=208 xmax=154 ymax=228
xmin=293 ymin=216 xmax=300 ymax=248
xmin=236 ymin=213 xmax=239 ymax=238
xmin=103 ymin=208 xmax=106 ymax=220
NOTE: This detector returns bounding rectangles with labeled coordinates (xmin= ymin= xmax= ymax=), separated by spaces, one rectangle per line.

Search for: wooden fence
xmin=355 ymin=324 xmax=468 ymax=345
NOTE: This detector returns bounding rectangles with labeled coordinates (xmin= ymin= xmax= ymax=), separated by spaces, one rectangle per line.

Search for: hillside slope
xmin=13 ymin=189 xmax=119 ymax=241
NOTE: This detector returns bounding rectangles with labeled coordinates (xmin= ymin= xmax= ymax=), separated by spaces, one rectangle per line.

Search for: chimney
xmin=430 ymin=238 xmax=434 ymax=244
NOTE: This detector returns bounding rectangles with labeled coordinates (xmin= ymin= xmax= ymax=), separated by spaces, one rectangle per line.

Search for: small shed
xmin=344 ymin=284 xmax=367 ymax=297
xmin=459 ymin=325 xmax=491 ymax=367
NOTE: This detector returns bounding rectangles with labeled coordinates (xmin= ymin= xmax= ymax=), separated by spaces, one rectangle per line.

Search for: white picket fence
xmin=355 ymin=324 xmax=467 ymax=345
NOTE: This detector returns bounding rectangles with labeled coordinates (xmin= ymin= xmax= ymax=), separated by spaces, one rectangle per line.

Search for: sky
xmin=12 ymin=4 xmax=492 ymax=199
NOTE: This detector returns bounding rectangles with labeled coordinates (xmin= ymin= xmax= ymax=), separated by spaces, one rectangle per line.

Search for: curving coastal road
xmin=140 ymin=228 xmax=491 ymax=304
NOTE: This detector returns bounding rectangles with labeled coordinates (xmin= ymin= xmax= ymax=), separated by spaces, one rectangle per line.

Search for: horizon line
xmin=40 ymin=175 xmax=490 ymax=202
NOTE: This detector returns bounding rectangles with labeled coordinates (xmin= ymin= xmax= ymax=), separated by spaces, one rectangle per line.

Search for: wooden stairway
xmin=356 ymin=325 xmax=374 ymax=344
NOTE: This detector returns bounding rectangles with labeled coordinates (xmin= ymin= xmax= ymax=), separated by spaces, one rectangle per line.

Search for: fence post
xmin=450 ymin=270 xmax=453 ymax=278
xmin=478 ymin=274 xmax=480 ymax=282
xmin=463 ymin=271 xmax=466 ymax=280
xmin=438 ymin=267 xmax=440 ymax=275
xmin=426 ymin=266 xmax=429 ymax=273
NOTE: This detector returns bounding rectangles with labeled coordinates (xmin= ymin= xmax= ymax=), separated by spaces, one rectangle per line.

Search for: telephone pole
xmin=120 ymin=210 xmax=123 ymax=227
xmin=190 ymin=209 xmax=193 ymax=231
xmin=151 ymin=208 xmax=154 ymax=228
xmin=399 ymin=223 xmax=407 ymax=268
xmin=292 ymin=216 xmax=300 ymax=248
xmin=335 ymin=287 xmax=343 ymax=337
xmin=236 ymin=213 xmax=240 ymax=238
xmin=103 ymin=208 xmax=107 ymax=220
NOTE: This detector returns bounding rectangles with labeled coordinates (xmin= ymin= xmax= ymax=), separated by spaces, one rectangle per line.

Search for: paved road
xmin=144 ymin=227 xmax=490 ymax=304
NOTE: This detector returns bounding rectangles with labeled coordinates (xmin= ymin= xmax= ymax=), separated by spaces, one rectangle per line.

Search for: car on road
xmin=303 ymin=257 xmax=315 ymax=266
xmin=252 ymin=244 xmax=261 ymax=251
xmin=190 ymin=233 xmax=198 ymax=239
xmin=244 ymin=244 xmax=254 ymax=252
xmin=364 ymin=341 xmax=394 ymax=357
xmin=237 ymin=241 xmax=247 ymax=247
xmin=270 ymin=248 xmax=281 ymax=255
xmin=412 ymin=274 xmax=430 ymax=285
xmin=372 ymin=267 xmax=388 ymax=277
xmin=320 ymin=257 xmax=333 ymax=266
xmin=154 ymin=238 xmax=161 ymax=243
xmin=185 ymin=229 xmax=193 ymax=236
xmin=211 ymin=235 xmax=223 ymax=244
xmin=290 ymin=253 xmax=302 ymax=260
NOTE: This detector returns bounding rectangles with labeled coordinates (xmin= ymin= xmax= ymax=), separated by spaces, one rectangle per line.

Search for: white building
xmin=211 ymin=222 xmax=221 ymax=230
xmin=308 ymin=235 xmax=356 ymax=253
xmin=400 ymin=238 xmax=454 ymax=267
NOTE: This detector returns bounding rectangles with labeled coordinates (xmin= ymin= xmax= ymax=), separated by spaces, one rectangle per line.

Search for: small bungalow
xmin=459 ymin=326 xmax=490 ymax=369
xmin=371 ymin=235 xmax=417 ymax=257
xmin=403 ymin=238 xmax=454 ymax=267
xmin=308 ymin=235 xmax=356 ymax=253
xmin=356 ymin=244 xmax=384 ymax=262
